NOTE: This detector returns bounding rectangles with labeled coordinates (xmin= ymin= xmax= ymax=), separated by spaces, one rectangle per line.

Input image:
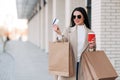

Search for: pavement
xmin=0 ymin=52 xmax=15 ymax=80
xmin=0 ymin=40 xmax=53 ymax=80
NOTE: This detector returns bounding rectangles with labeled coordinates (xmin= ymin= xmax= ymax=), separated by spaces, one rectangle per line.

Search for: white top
xmin=77 ymin=25 xmax=86 ymax=62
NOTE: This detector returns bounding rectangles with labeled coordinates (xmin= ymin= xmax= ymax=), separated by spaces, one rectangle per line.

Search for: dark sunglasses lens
xmin=77 ymin=15 xmax=81 ymax=19
xmin=73 ymin=15 xmax=81 ymax=19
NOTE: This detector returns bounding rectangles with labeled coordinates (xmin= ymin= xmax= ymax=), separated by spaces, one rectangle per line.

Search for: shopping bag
xmin=81 ymin=51 xmax=118 ymax=80
xmin=48 ymin=41 xmax=74 ymax=77
xmin=79 ymin=55 xmax=94 ymax=80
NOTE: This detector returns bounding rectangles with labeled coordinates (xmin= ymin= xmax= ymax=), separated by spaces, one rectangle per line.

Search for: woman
xmin=53 ymin=7 xmax=96 ymax=80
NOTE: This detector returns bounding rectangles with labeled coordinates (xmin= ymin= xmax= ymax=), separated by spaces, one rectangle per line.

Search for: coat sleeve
xmin=56 ymin=27 xmax=69 ymax=42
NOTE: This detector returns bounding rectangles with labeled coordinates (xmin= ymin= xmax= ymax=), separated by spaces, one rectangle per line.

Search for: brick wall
xmin=92 ymin=0 xmax=101 ymax=50
xmin=92 ymin=0 xmax=120 ymax=79
xmin=101 ymin=0 xmax=120 ymax=79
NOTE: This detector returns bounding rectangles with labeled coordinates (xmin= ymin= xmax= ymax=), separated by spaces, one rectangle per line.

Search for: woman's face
xmin=73 ymin=11 xmax=84 ymax=26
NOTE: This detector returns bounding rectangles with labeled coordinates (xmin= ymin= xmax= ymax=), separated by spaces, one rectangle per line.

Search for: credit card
xmin=53 ymin=18 xmax=59 ymax=24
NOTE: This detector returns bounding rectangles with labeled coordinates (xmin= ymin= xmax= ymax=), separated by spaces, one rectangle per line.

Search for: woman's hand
xmin=88 ymin=37 xmax=96 ymax=51
xmin=52 ymin=24 xmax=61 ymax=35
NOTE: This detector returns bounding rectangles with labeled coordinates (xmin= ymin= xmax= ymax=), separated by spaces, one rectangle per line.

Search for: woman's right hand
xmin=88 ymin=37 xmax=96 ymax=51
xmin=53 ymin=24 xmax=61 ymax=35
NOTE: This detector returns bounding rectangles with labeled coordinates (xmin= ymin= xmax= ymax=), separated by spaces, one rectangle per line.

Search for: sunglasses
xmin=73 ymin=15 xmax=82 ymax=19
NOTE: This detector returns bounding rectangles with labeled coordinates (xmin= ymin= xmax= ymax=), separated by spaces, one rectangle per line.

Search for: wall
xmin=101 ymin=0 xmax=120 ymax=79
xmin=28 ymin=12 xmax=40 ymax=47
xmin=92 ymin=0 xmax=120 ymax=79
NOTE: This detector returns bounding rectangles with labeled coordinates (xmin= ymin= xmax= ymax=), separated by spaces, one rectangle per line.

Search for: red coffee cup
xmin=88 ymin=33 xmax=95 ymax=42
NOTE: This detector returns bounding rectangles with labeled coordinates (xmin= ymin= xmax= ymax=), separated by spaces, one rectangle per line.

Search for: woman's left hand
xmin=88 ymin=37 xmax=96 ymax=51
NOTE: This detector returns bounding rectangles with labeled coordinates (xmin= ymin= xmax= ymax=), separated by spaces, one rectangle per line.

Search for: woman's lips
xmin=75 ymin=20 xmax=80 ymax=23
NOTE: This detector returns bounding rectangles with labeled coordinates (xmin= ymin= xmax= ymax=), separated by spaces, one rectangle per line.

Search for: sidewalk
xmin=0 ymin=53 xmax=15 ymax=80
xmin=0 ymin=40 xmax=53 ymax=80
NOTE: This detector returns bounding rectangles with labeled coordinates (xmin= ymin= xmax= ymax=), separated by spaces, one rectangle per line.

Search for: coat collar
xmin=69 ymin=24 xmax=92 ymax=52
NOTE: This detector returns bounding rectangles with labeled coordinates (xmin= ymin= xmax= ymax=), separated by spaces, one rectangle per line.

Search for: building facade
xmin=28 ymin=0 xmax=120 ymax=79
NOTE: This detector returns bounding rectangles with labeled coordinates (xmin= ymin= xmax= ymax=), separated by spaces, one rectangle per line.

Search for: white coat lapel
xmin=69 ymin=26 xmax=76 ymax=33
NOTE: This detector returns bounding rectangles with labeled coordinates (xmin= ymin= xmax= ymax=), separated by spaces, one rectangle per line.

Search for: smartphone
xmin=53 ymin=18 xmax=59 ymax=25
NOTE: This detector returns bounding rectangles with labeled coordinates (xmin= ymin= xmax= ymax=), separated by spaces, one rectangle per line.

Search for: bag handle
xmin=81 ymin=42 xmax=96 ymax=57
